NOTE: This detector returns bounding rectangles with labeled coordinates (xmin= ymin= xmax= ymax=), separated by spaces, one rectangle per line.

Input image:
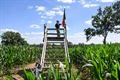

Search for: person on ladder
xmin=55 ymin=20 xmax=61 ymax=37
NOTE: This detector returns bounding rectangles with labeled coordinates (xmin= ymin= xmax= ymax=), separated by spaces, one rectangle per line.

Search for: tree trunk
xmin=103 ymin=35 xmax=107 ymax=44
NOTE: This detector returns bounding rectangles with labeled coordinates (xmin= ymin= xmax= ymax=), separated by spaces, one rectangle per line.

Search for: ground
xmin=0 ymin=63 xmax=36 ymax=80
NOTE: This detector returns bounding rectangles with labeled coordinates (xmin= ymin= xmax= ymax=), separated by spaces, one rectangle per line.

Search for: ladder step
xmin=46 ymin=54 xmax=65 ymax=56
xmin=47 ymin=44 xmax=64 ymax=47
xmin=42 ymin=67 xmax=50 ymax=71
xmin=47 ymin=33 xmax=64 ymax=35
xmin=44 ymin=62 xmax=65 ymax=67
xmin=46 ymin=47 xmax=64 ymax=49
xmin=47 ymin=44 xmax=64 ymax=46
xmin=46 ymin=49 xmax=65 ymax=54
xmin=45 ymin=58 xmax=65 ymax=61
xmin=42 ymin=66 xmax=66 ymax=71
xmin=47 ymin=28 xmax=64 ymax=30
xmin=47 ymin=37 xmax=64 ymax=41
xmin=46 ymin=48 xmax=64 ymax=50
xmin=44 ymin=62 xmax=65 ymax=64
xmin=47 ymin=41 xmax=64 ymax=43
xmin=42 ymin=70 xmax=67 ymax=74
xmin=46 ymin=56 xmax=65 ymax=59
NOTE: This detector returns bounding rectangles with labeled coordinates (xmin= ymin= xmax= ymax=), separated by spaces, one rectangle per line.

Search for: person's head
xmin=56 ymin=20 xmax=59 ymax=23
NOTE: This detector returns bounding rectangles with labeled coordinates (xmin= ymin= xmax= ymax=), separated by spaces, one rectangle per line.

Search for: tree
xmin=1 ymin=31 xmax=28 ymax=45
xmin=112 ymin=1 xmax=120 ymax=26
xmin=85 ymin=6 xmax=117 ymax=44
xmin=68 ymin=41 xmax=73 ymax=47
xmin=112 ymin=1 xmax=120 ymax=33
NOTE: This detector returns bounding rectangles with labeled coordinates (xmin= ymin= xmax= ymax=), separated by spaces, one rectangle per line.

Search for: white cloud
xmin=83 ymin=3 xmax=99 ymax=8
xmin=47 ymin=21 xmax=52 ymax=24
xmin=61 ymin=26 xmax=70 ymax=30
xmin=35 ymin=6 xmax=46 ymax=15
xmin=52 ymin=6 xmax=66 ymax=16
xmin=85 ymin=19 xmax=92 ymax=25
xmin=78 ymin=0 xmax=86 ymax=4
xmin=66 ymin=26 xmax=70 ymax=30
xmin=57 ymin=0 xmax=75 ymax=4
xmin=28 ymin=6 xmax=33 ymax=9
xmin=107 ymin=33 xmax=120 ymax=43
xmin=45 ymin=9 xmax=63 ymax=18
xmin=49 ymin=5 xmax=70 ymax=17
xmin=56 ymin=10 xmax=63 ymax=15
xmin=23 ymin=32 xmax=43 ymax=44
xmin=35 ymin=6 xmax=46 ymax=12
xmin=41 ymin=16 xmax=46 ymax=19
xmin=68 ymin=32 xmax=120 ymax=44
xmin=53 ymin=6 xmax=70 ymax=11
xmin=53 ymin=7 xmax=61 ymax=11
xmin=115 ymin=25 xmax=120 ymax=28
xmin=0 ymin=28 xmax=18 ymax=33
xmin=35 ymin=5 xmax=69 ymax=19
xmin=78 ymin=0 xmax=99 ymax=8
xmin=24 ymin=32 xmax=43 ymax=36
xmin=40 ymin=19 xmax=45 ymax=24
xmin=59 ymin=5 xmax=70 ymax=9
xmin=45 ymin=10 xmax=56 ymax=17
xmin=26 ymin=37 xmax=43 ymax=44
xmin=30 ymin=24 xmax=41 ymax=29
xmin=68 ymin=32 xmax=87 ymax=44
xmin=97 ymin=0 xmax=116 ymax=2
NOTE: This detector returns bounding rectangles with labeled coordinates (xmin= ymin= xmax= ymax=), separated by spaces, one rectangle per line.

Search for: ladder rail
xmin=64 ymin=28 xmax=70 ymax=60
xmin=40 ymin=25 xmax=47 ymax=71
xmin=35 ymin=25 xmax=47 ymax=79
xmin=64 ymin=28 xmax=71 ymax=77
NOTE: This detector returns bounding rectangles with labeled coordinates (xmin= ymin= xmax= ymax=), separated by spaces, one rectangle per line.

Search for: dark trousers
xmin=56 ymin=28 xmax=60 ymax=37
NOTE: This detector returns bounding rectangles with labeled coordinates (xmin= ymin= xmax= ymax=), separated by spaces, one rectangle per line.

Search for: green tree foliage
xmin=112 ymin=1 xmax=120 ymax=26
xmin=1 ymin=31 xmax=28 ymax=45
xmin=68 ymin=41 xmax=73 ymax=47
xmin=85 ymin=1 xmax=120 ymax=44
xmin=112 ymin=1 xmax=120 ymax=33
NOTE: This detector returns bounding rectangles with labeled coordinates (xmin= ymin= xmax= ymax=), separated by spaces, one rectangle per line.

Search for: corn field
xmin=69 ymin=43 xmax=120 ymax=80
xmin=0 ymin=44 xmax=120 ymax=80
xmin=0 ymin=45 xmax=42 ymax=75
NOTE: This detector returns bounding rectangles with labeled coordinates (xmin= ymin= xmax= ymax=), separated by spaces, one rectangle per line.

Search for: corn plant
xmin=69 ymin=43 xmax=120 ymax=80
xmin=24 ymin=61 xmax=80 ymax=80
xmin=0 ymin=45 xmax=42 ymax=75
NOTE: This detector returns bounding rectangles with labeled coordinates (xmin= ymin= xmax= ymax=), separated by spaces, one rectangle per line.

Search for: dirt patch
xmin=0 ymin=62 xmax=36 ymax=80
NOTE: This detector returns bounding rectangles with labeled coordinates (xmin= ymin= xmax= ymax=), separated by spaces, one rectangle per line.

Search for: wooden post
xmin=43 ymin=24 xmax=47 ymax=42
xmin=64 ymin=24 xmax=71 ymax=78
xmin=44 ymin=24 xmax=46 ymax=38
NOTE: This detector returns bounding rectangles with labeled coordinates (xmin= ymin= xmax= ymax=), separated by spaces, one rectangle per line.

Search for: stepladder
xmin=35 ymin=25 xmax=71 ymax=79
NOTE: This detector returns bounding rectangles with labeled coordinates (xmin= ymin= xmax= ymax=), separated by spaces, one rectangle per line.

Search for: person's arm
xmin=59 ymin=24 xmax=61 ymax=26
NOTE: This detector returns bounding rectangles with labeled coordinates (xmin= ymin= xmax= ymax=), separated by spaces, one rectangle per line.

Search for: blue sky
xmin=0 ymin=0 xmax=120 ymax=44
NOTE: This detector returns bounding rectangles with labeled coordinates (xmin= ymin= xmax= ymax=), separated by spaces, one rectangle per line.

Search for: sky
xmin=0 ymin=0 xmax=120 ymax=44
